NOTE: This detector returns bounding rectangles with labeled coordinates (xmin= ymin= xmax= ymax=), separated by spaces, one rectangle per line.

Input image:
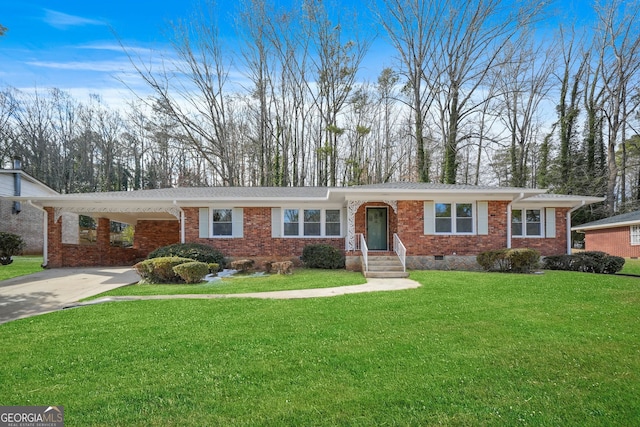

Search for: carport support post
xmin=96 ymin=217 xmax=111 ymax=262
xmin=45 ymin=207 xmax=63 ymax=268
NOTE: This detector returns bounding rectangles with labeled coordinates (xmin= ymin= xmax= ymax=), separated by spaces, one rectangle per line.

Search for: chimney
xmin=12 ymin=156 xmax=21 ymax=214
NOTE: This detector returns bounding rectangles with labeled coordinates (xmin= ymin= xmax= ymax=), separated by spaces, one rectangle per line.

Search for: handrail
xmin=393 ymin=233 xmax=406 ymax=272
xmin=360 ymin=233 xmax=369 ymax=272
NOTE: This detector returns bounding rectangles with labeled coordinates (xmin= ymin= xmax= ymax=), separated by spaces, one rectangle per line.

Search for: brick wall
xmin=585 ymin=226 xmax=640 ymax=258
xmin=511 ymin=207 xmax=569 ymax=256
xmin=0 ymin=199 xmax=44 ymax=254
xmin=394 ymin=200 xmax=511 ymax=256
xmin=46 ymin=211 xmax=177 ymax=268
xmin=134 ymin=220 xmax=180 ymax=254
xmin=183 ymin=207 xmax=343 ymax=265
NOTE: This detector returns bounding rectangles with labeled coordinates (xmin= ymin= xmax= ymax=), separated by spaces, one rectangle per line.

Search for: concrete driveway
xmin=0 ymin=267 xmax=140 ymax=324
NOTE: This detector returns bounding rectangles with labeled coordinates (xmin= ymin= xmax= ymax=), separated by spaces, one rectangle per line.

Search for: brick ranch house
xmin=572 ymin=210 xmax=640 ymax=258
xmin=10 ymin=183 xmax=602 ymax=271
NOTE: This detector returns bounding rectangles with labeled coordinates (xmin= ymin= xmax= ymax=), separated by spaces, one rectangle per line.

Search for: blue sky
xmin=0 ymin=0 xmax=597 ymax=107
xmin=0 ymin=1 xmax=222 ymax=104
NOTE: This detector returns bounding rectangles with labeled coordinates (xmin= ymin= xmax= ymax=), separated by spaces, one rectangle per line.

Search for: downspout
xmin=567 ymin=201 xmax=586 ymax=255
xmin=28 ymin=200 xmax=48 ymax=267
xmin=173 ymin=201 xmax=185 ymax=244
xmin=507 ymin=193 xmax=525 ymax=249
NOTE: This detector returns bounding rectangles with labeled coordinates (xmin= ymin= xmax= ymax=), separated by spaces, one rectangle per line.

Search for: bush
xmin=543 ymin=251 xmax=624 ymax=274
xmin=148 ymin=243 xmax=225 ymax=267
xmin=173 ymin=261 xmax=210 ymax=284
xmin=0 ymin=232 xmax=26 ymax=265
xmin=477 ymin=248 xmax=540 ymax=273
xmin=208 ymin=263 xmax=220 ymax=274
xmin=301 ymin=244 xmax=345 ymax=269
xmin=133 ymin=256 xmax=194 ymax=283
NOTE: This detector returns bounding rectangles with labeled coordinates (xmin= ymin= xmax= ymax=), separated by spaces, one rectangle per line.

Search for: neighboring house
xmin=0 ymin=161 xmax=78 ymax=255
xmin=10 ymin=182 xmax=602 ymax=270
xmin=572 ymin=210 xmax=640 ymax=258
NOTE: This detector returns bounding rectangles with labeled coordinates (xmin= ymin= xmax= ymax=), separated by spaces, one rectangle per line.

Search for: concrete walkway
xmin=70 ymin=278 xmax=422 ymax=307
xmin=1 ymin=268 xmax=420 ymax=324
xmin=0 ymin=267 xmax=140 ymax=324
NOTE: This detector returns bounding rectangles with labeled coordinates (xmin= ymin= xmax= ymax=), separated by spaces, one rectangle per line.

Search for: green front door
xmin=366 ymin=207 xmax=388 ymax=250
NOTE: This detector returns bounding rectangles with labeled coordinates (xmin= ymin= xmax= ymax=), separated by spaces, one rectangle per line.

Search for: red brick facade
xmin=584 ymin=226 xmax=640 ymax=258
xmin=44 ymin=201 xmax=571 ymax=268
xmin=183 ymin=207 xmax=344 ymax=266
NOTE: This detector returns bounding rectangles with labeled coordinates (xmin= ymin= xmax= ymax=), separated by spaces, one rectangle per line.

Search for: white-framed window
xmin=325 ymin=209 xmax=341 ymax=236
xmin=278 ymin=208 xmax=342 ymax=237
xmin=512 ymin=209 xmax=542 ymax=237
xmin=434 ymin=202 xmax=474 ymax=234
xmin=631 ymin=225 xmax=640 ymax=245
xmin=212 ymin=209 xmax=233 ymax=236
xmin=198 ymin=207 xmax=243 ymax=238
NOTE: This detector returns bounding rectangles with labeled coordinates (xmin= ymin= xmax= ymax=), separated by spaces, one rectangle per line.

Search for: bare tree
xmin=595 ymin=0 xmax=640 ymax=213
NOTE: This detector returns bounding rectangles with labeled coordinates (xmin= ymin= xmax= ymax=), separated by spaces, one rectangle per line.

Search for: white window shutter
xmin=545 ymin=208 xmax=556 ymax=238
xmin=424 ymin=201 xmax=434 ymax=234
xmin=271 ymin=208 xmax=282 ymax=237
xmin=477 ymin=201 xmax=489 ymax=235
xmin=232 ymin=208 xmax=244 ymax=238
xmin=199 ymin=208 xmax=209 ymax=238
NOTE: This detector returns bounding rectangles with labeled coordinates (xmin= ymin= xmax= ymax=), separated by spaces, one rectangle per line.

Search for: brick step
xmin=367 ymin=264 xmax=405 ymax=271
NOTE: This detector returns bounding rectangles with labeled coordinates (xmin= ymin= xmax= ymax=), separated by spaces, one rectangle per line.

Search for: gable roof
xmin=572 ymin=210 xmax=640 ymax=231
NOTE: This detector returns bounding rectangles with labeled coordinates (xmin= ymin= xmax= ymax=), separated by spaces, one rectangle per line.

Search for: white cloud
xmin=43 ymin=9 xmax=106 ymax=29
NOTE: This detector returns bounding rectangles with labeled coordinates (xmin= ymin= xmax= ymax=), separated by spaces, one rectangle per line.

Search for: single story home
xmin=572 ymin=210 xmax=640 ymax=258
xmin=0 ymin=160 xmax=77 ymax=254
xmin=9 ymin=182 xmax=602 ymax=272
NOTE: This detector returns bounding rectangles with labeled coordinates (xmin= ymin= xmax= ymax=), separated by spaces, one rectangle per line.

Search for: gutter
xmin=567 ymin=201 xmax=586 ymax=254
xmin=507 ymin=192 xmax=525 ymax=249
xmin=27 ymin=200 xmax=48 ymax=267
xmin=174 ymin=201 xmax=186 ymax=244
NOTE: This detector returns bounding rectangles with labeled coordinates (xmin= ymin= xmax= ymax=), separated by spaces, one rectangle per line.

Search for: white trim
xmin=631 ymin=225 xmax=640 ymax=246
xmin=278 ymin=207 xmax=345 ymax=238
xmin=511 ymin=208 xmax=545 ymax=238
xmin=431 ymin=201 xmax=476 ymax=235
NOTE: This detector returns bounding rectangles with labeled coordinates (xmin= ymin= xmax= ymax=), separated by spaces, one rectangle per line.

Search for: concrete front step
xmin=364 ymin=255 xmax=407 ymax=278
xmin=364 ymin=271 xmax=410 ymax=279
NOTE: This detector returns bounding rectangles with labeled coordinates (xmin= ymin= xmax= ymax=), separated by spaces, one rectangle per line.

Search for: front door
xmin=366 ymin=207 xmax=388 ymax=250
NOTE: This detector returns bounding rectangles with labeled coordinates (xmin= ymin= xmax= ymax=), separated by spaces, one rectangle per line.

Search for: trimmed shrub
xmin=208 ymin=263 xmax=220 ymax=274
xmin=0 ymin=232 xmax=25 ymax=265
xmin=543 ymin=251 xmax=624 ymax=274
xmin=148 ymin=243 xmax=225 ymax=267
xmin=133 ymin=256 xmax=194 ymax=283
xmin=173 ymin=261 xmax=210 ymax=284
xmin=477 ymin=248 xmax=540 ymax=273
xmin=301 ymin=244 xmax=345 ymax=269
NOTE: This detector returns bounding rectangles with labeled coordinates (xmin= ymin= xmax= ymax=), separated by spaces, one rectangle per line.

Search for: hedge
xmin=543 ymin=251 xmax=624 ymax=274
xmin=301 ymin=244 xmax=345 ymax=269
xmin=477 ymin=248 xmax=540 ymax=273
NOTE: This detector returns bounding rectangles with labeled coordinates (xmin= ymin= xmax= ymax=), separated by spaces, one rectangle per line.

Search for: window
xmin=326 ymin=209 xmax=341 ymax=236
xmin=280 ymin=208 xmax=342 ymax=237
xmin=435 ymin=202 xmax=474 ymax=234
xmin=212 ymin=209 xmax=233 ymax=236
xmin=631 ymin=225 xmax=640 ymax=245
xmin=304 ymin=209 xmax=321 ymax=236
xmin=512 ymin=209 xmax=542 ymax=237
xmin=284 ymin=209 xmax=299 ymax=236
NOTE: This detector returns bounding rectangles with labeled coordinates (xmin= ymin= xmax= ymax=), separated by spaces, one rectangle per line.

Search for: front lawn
xmin=620 ymin=258 xmax=640 ymax=275
xmin=0 ymin=256 xmax=44 ymax=281
xmin=0 ymin=270 xmax=638 ymax=426
xmin=85 ymin=268 xmax=366 ymax=300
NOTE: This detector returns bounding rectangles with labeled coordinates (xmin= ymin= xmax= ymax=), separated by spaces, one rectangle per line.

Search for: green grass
xmin=0 ymin=270 xmax=638 ymax=426
xmin=85 ymin=268 xmax=366 ymax=300
xmin=0 ymin=256 xmax=44 ymax=281
xmin=620 ymin=258 xmax=640 ymax=275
